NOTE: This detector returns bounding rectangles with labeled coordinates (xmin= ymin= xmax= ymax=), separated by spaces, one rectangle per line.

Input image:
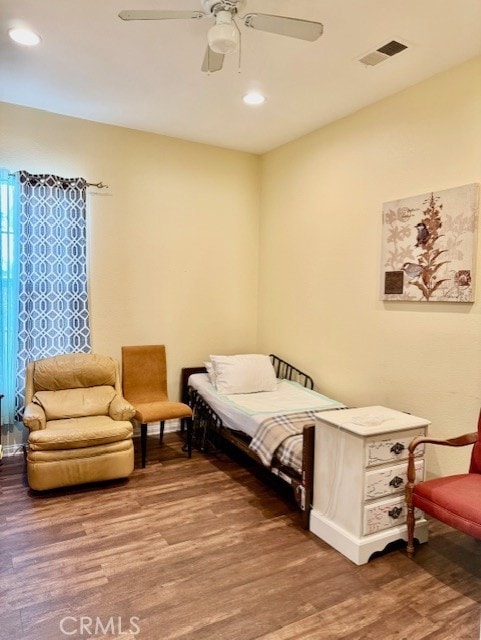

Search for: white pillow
xmin=210 ymin=354 xmax=277 ymax=395
xmin=203 ymin=361 xmax=216 ymax=387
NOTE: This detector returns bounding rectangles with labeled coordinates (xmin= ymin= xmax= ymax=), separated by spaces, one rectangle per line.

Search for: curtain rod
xmin=86 ymin=181 xmax=108 ymax=189
xmin=8 ymin=173 xmax=109 ymax=189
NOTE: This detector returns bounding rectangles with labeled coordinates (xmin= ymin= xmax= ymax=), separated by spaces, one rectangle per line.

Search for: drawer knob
xmin=388 ymin=506 xmax=403 ymax=519
xmin=389 ymin=475 xmax=404 ymax=488
xmin=390 ymin=442 xmax=405 ymax=455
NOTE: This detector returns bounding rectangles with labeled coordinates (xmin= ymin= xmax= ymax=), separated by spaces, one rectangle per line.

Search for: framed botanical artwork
xmin=381 ymin=183 xmax=479 ymax=302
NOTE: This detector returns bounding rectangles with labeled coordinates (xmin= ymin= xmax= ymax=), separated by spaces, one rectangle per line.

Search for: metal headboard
xmin=269 ymin=354 xmax=314 ymax=390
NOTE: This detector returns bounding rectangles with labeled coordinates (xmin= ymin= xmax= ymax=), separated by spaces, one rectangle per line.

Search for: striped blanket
xmin=249 ymin=411 xmax=318 ymax=470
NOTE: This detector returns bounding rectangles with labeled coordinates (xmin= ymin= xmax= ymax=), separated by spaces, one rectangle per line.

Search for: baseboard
xmin=1 ymin=442 xmax=26 ymax=458
xmin=138 ymin=420 xmax=181 ymax=436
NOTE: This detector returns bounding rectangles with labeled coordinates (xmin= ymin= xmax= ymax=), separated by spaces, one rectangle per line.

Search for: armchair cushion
xmin=132 ymin=400 xmax=192 ymax=424
xmin=32 ymin=353 xmax=116 ymax=391
xmin=28 ymin=416 xmax=133 ymax=451
xmin=28 ymin=438 xmax=133 ymax=463
xmin=32 ymin=386 xmax=117 ymax=420
xmin=413 ymin=473 xmax=481 ymax=539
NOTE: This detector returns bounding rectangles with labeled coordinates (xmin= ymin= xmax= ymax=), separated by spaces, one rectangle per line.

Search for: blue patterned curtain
xmin=0 ymin=169 xmax=20 ymax=427
xmin=15 ymin=172 xmax=91 ymax=417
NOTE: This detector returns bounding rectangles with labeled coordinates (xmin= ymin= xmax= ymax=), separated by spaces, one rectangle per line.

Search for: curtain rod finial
xmin=87 ymin=181 xmax=109 ymax=189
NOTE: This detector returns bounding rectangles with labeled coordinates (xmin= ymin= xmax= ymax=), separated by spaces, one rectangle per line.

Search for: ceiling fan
xmin=118 ymin=0 xmax=324 ymax=73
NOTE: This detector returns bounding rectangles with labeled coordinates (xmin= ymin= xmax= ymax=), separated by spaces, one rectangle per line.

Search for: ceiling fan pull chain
xmin=235 ymin=19 xmax=242 ymax=73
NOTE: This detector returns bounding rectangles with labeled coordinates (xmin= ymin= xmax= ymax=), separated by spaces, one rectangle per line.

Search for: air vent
xmin=378 ymin=40 xmax=408 ymax=56
xmin=359 ymin=40 xmax=408 ymax=66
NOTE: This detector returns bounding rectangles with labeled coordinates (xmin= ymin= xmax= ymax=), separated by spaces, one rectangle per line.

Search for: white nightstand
xmin=310 ymin=406 xmax=430 ymax=565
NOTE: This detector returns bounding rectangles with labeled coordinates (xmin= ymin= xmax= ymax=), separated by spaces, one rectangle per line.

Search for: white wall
xmin=0 ymin=102 xmax=260 ymax=445
xmin=258 ymin=57 xmax=481 ymax=478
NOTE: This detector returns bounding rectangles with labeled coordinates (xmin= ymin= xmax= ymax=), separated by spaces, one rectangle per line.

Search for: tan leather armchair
xmin=23 ymin=352 xmax=135 ymax=491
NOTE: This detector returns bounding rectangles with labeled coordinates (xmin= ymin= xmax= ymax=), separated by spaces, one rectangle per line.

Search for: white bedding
xmin=188 ymin=373 xmax=345 ymax=439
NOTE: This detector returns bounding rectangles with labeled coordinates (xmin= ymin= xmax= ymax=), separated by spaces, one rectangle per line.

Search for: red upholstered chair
xmin=406 ymin=411 xmax=481 ymax=557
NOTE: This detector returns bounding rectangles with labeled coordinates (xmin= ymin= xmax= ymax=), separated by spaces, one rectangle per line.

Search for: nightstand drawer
xmin=364 ymin=459 xmax=424 ymax=501
xmin=363 ymin=496 xmax=423 ymax=535
xmin=365 ymin=428 xmax=425 ymax=467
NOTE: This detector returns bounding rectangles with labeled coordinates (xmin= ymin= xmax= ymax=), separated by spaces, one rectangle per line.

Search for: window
xmin=0 ymin=170 xmax=91 ymax=425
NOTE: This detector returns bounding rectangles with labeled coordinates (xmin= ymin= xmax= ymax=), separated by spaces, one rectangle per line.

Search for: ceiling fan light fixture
xmin=207 ymin=10 xmax=238 ymax=55
xmin=8 ymin=27 xmax=41 ymax=46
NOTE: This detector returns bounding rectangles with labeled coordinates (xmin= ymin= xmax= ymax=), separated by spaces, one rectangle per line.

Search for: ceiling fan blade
xmin=243 ymin=13 xmax=323 ymax=41
xmin=119 ymin=10 xmax=205 ymax=21
xmin=201 ymin=46 xmax=224 ymax=73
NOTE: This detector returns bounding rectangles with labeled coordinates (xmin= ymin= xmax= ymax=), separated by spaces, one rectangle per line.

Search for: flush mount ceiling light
xmin=243 ymin=91 xmax=265 ymax=105
xmin=8 ymin=27 xmax=41 ymax=46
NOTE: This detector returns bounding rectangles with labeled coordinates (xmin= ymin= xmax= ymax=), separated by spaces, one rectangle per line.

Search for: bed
xmin=181 ymin=354 xmax=345 ymax=529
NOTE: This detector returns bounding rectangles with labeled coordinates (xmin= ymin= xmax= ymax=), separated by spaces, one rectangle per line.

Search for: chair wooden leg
xmin=406 ymin=506 xmax=415 ymax=557
xmin=159 ymin=421 xmax=165 ymax=445
xmin=141 ymin=423 xmax=147 ymax=468
xmin=406 ymin=487 xmax=415 ymax=557
xmin=406 ymin=452 xmax=416 ymax=557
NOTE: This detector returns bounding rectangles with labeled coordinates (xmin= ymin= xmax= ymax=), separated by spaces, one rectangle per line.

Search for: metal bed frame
xmin=181 ymin=355 xmax=316 ymax=529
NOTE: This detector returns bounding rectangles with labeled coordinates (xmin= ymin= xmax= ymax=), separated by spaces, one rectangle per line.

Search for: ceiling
xmin=1 ymin=0 xmax=481 ymax=154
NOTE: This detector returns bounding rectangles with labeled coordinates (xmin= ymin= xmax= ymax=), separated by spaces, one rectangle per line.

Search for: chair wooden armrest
xmin=409 ymin=432 xmax=478 ymax=454
xmin=407 ymin=432 xmax=478 ymax=486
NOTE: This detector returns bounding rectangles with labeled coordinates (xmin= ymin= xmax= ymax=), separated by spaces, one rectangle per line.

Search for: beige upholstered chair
xmin=22 ymin=352 xmax=135 ymax=491
xmin=121 ymin=345 xmax=193 ymax=467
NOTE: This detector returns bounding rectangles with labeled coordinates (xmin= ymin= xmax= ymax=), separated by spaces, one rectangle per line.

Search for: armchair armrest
xmin=23 ymin=402 xmax=46 ymax=431
xmin=109 ymin=394 xmax=136 ymax=421
xmin=407 ymin=431 xmax=478 ymax=486
xmin=409 ymin=432 xmax=478 ymax=454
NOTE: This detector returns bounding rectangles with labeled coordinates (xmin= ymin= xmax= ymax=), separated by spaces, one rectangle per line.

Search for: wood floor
xmin=1 ymin=433 xmax=481 ymax=640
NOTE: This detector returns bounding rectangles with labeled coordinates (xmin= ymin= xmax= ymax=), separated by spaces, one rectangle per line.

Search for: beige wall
xmin=0 ymin=102 xmax=260 ymax=446
xmin=258 ymin=56 xmax=481 ymax=477
xmin=2 ymin=56 xmax=481 ymax=477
